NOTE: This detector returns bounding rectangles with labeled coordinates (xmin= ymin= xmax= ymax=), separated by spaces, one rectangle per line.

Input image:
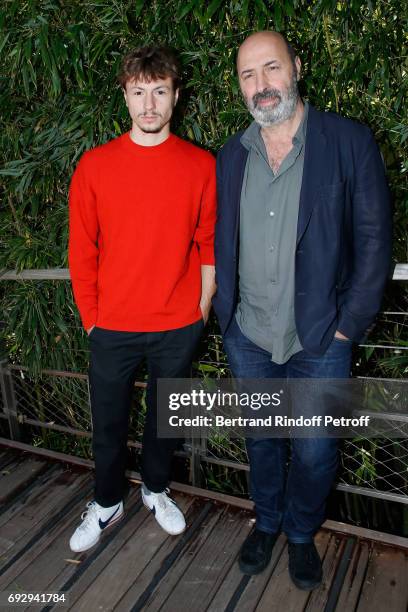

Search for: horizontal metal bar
xmin=9 ymin=365 xmax=147 ymax=388
xmin=16 ymin=417 xmax=194 ymax=458
xmin=335 ymin=482 xmax=408 ymax=504
xmin=1 ymin=263 xmax=407 ymax=281
xmin=198 ymin=454 xmax=250 ymax=471
xmin=358 ymin=344 xmax=408 ymax=350
xmin=19 ymin=417 xmax=92 ymax=437
xmin=9 ymin=365 xmax=88 ymax=380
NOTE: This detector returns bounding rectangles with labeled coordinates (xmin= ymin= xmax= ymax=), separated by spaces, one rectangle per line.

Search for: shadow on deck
xmin=0 ymin=446 xmax=407 ymax=612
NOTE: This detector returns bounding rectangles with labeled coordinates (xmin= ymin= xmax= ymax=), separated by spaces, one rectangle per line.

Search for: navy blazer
xmin=212 ymin=105 xmax=392 ymax=355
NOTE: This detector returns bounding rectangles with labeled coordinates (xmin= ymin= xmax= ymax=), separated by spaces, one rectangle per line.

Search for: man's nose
xmin=255 ymin=73 xmax=269 ymax=93
xmin=144 ymin=92 xmax=155 ymax=111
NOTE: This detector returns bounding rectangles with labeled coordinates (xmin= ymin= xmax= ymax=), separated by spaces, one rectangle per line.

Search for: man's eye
xmin=267 ymin=65 xmax=277 ymax=71
xmin=156 ymin=90 xmax=166 ymax=95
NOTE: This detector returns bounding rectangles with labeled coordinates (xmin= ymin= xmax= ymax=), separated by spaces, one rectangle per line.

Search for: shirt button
xmin=269 ymin=246 xmax=275 ymax=252
xmin=269 ymin=211 xmax=275 ymax=217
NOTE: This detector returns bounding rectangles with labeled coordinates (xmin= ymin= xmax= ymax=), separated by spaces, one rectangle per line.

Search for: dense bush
xmin=0 ymin=0 xmax=407 ymax=373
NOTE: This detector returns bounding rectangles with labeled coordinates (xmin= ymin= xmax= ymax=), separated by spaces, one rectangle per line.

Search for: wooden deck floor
xmin=0 ymin=447 xmax=407 ymax=612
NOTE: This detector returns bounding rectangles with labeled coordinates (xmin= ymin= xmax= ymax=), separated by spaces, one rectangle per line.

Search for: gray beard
xmin=246 ymin=77 xmax=299 ymax=127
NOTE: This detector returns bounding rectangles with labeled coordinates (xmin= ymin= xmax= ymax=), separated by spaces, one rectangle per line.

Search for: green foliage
xmin=1 ymin=0 xmax=407 ymax=375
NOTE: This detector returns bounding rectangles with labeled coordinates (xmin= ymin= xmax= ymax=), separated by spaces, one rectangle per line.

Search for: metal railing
xmin=0 ymin=265 xmax=407 ymax=504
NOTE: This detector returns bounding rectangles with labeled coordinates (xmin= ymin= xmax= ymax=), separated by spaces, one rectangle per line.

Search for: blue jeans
xmin=223 ymin=317 xmax=352 ymax=543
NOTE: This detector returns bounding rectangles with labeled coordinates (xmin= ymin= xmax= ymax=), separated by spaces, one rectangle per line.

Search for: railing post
xmin=0 ymin=360 xmax=21 ymax=441
xmin=190 ymin=432 xmax=205 ymax=488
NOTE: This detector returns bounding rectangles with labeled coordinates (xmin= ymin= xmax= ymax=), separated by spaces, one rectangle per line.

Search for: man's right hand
xmin=87 ymin=325 xmax=95 ymax=336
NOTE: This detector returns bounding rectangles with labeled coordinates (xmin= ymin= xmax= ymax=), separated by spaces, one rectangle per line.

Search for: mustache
xmin=252 ymin=88 xmax=282 ymax=107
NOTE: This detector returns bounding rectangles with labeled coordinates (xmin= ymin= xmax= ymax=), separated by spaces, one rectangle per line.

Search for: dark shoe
xmin=239 ymin=528 xmax=278 ymax=575
xmin=288 ymin=542 xmax=323 ymax=590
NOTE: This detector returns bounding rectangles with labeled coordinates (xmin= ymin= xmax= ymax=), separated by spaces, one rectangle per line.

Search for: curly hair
xmin=118 ymin=46 xmax=181 ymax=90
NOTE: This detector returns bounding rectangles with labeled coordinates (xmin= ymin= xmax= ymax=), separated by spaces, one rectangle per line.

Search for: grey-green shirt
xmin=235 ymin=103 xmax=309 ymax=364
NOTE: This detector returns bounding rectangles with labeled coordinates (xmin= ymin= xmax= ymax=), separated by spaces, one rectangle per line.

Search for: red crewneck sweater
xmin=68 ymin=132 xmax=216 ymax=331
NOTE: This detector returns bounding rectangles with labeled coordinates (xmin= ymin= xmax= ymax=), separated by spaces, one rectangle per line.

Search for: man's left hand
xmin=200 ymin=302 xmax=211 ymax=325
xmin=334 ymin=330 xmax=349 ymax=340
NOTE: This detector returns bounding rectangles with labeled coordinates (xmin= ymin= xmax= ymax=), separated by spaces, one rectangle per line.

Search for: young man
xmin=68 ymin=46 xmax=216 ymax=552
xmin=213 ymin=31 xmax=391 ymax=589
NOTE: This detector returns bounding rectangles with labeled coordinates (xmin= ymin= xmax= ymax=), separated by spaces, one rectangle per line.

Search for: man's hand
xmin=199 ymin=301 xmax=211 ymax=325
xmin=334 ymin=330 xmax=349 ymax=341
xmin=200 ymin=264 xmax=216 ymax=326
xmin=87 ymin=325 xmax=95 ymax=336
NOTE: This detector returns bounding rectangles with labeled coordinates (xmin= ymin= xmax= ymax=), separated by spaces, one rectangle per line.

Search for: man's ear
xmin=295 ymin=57 xmax=301 ymax=81
xmin=174 ymin=88 xmax=179 ymax=106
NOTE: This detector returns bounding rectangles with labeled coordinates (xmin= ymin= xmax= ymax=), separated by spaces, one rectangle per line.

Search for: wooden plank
xmin=356 ymin=544 xmax=408 ymax=612
xmin=114 ymin=499 xmax=214 ymax=612
xmin=59 ymin=491 xmax=149 ymax=609
xmin=132 ymin=504 xmax=223 ymax=612
xmin=0 ymin=456 xmax=49 ymax=504
xmin=305 ymin=535 xmax=346 ymax=611
xmin=336 ymin=541 xmax=371 ymax=612
xmin=0 ymin=439 xmax=253 ymax=510
xmin=140 ymin=505 xmax=254 ymax=612
xmin=70 ymin=493 xmax=198 ymax=611
xmin=4 ymin=488 xmax=142 ymax=610
xmin=253 ymin=531 xmax=331 ymax=612
xmin=0 ymin=475 xmax=94 ymax=587
xmin=208 ymin=531 xmax=287 ymax=612
xmin=323 ymin=520 xmax=408 ymax=551
xmin=393 ymin=263 xmax=408 ymax=281
xmin=0 ymin=468 xmax=90 ymax=572
xmin=0 ymin=268 xmax=70 ymax=280
xmin=0 ymin=450 xmax=18 ymax=471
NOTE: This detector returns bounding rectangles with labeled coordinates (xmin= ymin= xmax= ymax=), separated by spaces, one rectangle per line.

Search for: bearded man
xmin=213 ymin=31 xmax=391 ymax=589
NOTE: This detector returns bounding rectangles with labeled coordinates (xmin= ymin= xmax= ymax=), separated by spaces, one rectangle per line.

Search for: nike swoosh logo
xmin=98 ymin=505 xmax=121 ymax=529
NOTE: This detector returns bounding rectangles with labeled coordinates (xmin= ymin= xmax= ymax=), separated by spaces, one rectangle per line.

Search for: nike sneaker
xmin=69 ymin=500 xmax=124 ymax=552
xmin=141 ymin=484 xmax=185 ymax=535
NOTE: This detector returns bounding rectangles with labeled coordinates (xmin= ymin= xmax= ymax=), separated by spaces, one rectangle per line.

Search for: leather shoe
xmin=239 ymin=528 xmax=278 ymax=575
xmin=288 ymin=542 xmax=322 ymax=590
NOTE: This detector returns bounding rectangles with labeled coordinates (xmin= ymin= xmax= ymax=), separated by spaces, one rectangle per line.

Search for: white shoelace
xmin=78 ymin=501 xmax=99 ymax=532
xmin=154 ymin=489 xmax=179 ymax=514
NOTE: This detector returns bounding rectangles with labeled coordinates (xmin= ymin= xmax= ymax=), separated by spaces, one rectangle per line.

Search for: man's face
xmin=237 ymin=34 xmax=300 ymax=127
xmin=123 ymin=76 xmax=178 ymax=134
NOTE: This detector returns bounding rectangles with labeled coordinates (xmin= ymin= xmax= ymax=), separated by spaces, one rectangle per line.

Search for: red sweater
xmin=68 ymin=133 xmax=216 ymax=331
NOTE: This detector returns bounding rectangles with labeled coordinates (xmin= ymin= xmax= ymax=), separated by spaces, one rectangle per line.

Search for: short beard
xmin=137 ymin=112 xmax=165 ymax=134
xmin=139 ymin=125 xmax=163 ymax=134
xmin=245 ymin=72 xmax=299 ymax=127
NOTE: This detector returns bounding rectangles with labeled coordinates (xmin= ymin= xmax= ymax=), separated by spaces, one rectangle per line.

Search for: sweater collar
xmin=121 ymin=131 xmax=177 ymax=155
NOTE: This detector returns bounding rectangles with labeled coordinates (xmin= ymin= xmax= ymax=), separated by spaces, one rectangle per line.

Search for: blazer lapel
xmin=297 ymin=105 xmax=327 ymax=245
xmin=231 ymin=144 xmax=249 ymax=255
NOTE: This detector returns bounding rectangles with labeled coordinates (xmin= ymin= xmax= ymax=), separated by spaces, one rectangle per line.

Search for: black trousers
xmin=88 ymin=319 xmax=204 ymax=507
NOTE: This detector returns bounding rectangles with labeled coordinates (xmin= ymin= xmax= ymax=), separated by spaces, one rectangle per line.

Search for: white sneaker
xmin=69 ymin=500 xmax=124 ymax=552
xmin=141 ymin=484 xmax=186 ymax=535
